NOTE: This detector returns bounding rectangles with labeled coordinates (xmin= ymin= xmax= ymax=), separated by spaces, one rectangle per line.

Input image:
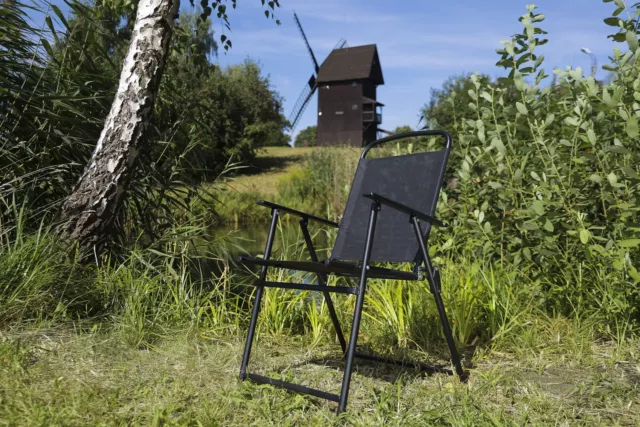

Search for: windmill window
xmin=325 ymin=85 xmax=330 ymax=89
xmin=335 ymin=111 xmax=344 ymax=115
xmin=352 ymin=81 xmax=357 ymax=86
xmin=352 ymin=104 xmax=358 ymax=110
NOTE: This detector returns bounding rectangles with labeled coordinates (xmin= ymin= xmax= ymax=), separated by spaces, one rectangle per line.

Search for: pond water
xmin=202 ymin=220 xmax=333 ymax=283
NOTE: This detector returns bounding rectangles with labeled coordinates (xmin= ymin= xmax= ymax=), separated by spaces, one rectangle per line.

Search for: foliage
xmin=393 ymin=125 xmax=414 ymax=134
xmin=0 ymin=1 xmax=288 ymax=247
xmin=421 ymin=73 xmax=495 ymax=130
xmin=294 ymin=125 xmax=316 ymax=147
xmin=276 ymin=148 xmax=360 ymax=217
xmin=157 ymin=55 xmax=290 ymax=181
xmin=422 ymin=3 xmax=640 ymax=325
xmin=196 ymin=0 xmax=282 ymax=52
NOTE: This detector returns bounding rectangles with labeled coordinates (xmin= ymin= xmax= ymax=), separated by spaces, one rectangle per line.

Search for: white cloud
xmin=380 ymin=51 xmax=496 ymax=70
xmin=286 ymin=1 xmax=399 ymax=24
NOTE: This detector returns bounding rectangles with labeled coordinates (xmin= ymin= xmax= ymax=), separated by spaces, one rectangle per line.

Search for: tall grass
xmin=276 ymin=148 xmax=360 ymax=218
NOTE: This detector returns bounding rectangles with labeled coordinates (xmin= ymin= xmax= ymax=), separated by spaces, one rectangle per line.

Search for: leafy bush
xmin=424 ymin=4 xmax=640 ymax=325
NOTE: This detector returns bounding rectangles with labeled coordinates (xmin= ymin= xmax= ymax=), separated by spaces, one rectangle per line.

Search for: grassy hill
xmin=224 ymin=146 xmax=317 ymax=196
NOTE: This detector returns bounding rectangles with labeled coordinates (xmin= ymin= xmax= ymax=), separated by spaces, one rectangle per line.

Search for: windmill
xmin=288 ymin=13 xmax=384 ymax=147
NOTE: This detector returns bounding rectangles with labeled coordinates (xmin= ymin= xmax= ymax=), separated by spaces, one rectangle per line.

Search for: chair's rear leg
xmin=322 ymin=280 xmax=348 ymax=354
xmin=299 ymin=219 xmax=347 ymax=353
xmin=337 ymin=202 xmax=379 ymax=414
xmin=411 ymin=217 xmax=466 ymax=381
xmin=239 ymin=209 xmax=279 ymax=381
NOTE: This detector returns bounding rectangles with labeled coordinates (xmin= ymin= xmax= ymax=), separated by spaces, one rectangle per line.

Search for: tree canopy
xmin=294 ymin=125 xmax=316 ymax=147
xmin=421 ymin=73 xmax=494 ymax=131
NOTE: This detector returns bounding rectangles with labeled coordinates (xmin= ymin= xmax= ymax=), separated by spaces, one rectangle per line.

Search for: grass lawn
xmin=224 ymin=146 xmax=317 ymax=196
xmin=1 ymin=324 xmax=638 ymax=426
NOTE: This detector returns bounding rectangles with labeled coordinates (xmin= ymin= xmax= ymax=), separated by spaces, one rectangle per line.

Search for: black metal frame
xmin=238 ymin=130 xmax=466 ymax=414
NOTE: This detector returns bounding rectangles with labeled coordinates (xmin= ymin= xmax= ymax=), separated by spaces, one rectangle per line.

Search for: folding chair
xmin=237 ymin=130 xmax=466 ymax=414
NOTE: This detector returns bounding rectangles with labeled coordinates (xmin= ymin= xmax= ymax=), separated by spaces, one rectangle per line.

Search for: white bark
xmin=59 ymin=0 xmax=179 ymax=251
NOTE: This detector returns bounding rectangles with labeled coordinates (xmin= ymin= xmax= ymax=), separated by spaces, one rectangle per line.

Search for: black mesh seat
xmin=237 ymin=130 xmax=466 ymax=414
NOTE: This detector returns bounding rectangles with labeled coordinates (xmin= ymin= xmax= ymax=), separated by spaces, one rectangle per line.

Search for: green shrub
xmin=423 ymin=4 xmax=640 ymax=326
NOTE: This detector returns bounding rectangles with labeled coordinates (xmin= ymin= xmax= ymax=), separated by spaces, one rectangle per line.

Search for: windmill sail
xmin=294 ymin=12 xmax=319 ymax=73
xmin=288 ymin=14 xmax=348 ymax=135
xmin=333 ymin=38 xmax=348 ymax=50
xmin=288 ymin=75 xmax=317 ymax=133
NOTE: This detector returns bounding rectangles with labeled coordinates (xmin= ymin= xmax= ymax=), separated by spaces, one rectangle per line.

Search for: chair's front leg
xmin=239 ymin=208 xmax=279 ymax=380
xmin=299 ymin=219 xmax=347 ymax=354
xmin=337 ymin=202 xmax=380 ymax=415
xmin=411 ymin=216 xmax=466 ymax=380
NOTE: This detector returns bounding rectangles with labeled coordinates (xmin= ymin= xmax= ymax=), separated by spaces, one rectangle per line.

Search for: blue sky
xmin=209 ymin=0 xmax=615 ymax=139
xmin=29 ymin=0 xmax=618 ymax=140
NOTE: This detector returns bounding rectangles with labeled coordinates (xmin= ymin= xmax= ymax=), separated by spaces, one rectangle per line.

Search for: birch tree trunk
xmin=59 ymin=0 xmax=179 ymax=253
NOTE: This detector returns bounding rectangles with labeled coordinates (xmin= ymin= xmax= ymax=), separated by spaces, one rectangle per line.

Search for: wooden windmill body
xmin=289 ymin=14 xmax=384 ymax=147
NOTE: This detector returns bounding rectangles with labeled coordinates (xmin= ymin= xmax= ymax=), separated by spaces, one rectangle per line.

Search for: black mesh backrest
xmin=331 ymin=131 xmax=450 ymax=263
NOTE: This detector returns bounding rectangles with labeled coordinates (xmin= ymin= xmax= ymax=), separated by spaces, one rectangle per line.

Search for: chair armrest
xmin=257 ymin=200 xmax=339 ymax=228
xmin=363 ymin=193 xmax=448 ymax=227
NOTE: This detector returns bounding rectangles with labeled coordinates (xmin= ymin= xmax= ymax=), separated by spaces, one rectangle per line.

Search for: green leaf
xmin=40 ymin=38 xmax=55 ymax=57
xmin=630 ymin=265 xmax=640 ymax=283
xmin=51 ymin=5 xmax=70 ymax=31
xmin=607 ymin=145 xmax=630 ymax=154
xmin=625 ymin=116 xmax=638 ymax=138
xmin=532 ymin=200 xmax=545 ymax=215
xmin=604 ymin=17 xmax=621 ymax=26
xmin=480 ymin=91 xmax=492 ymax=102
xmin=513 ymin=71 xmax=524 ymax=90
xmin=565 ymin=116 xmax=579 ymax=126
xmin=543 ymin=220 xmax=554 ymax=232
xmin=530 ymin=171 xmax=541 ymax=181
xmin=516 ymin=102 xmax=528 ymax=115
xmin=622 ymin=167 xmax=640 ymax=179
xmin=491 ymin=138 xmax=506 ymax=154
xmin=626 ymin=30 xmax=639 ymax=51
xmin=579 ymin=229 xmax=590 ymax=244
xmin=587 ymin=129 xmax=597 ymax=145
xmin=608 ymin=172 xmax=618 ymax=185
xmin=603 ymin=88 xmax=613 ymax=106
xmin=619 ymin=239 xmax=640 ymax=248
xmin=544 ymin=113 xmax=555 ymax=127
xmin=590 ymin=244 xmax=608 ymax=257
xmin=515 ymin=169 xmax=523 ymax=182
xmin=532 ymin=14 xmax=545 ymax=22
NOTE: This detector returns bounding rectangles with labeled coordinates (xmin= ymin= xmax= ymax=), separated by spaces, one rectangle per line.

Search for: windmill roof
xmin=316 ymin=44 xmax=384 ymax=85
